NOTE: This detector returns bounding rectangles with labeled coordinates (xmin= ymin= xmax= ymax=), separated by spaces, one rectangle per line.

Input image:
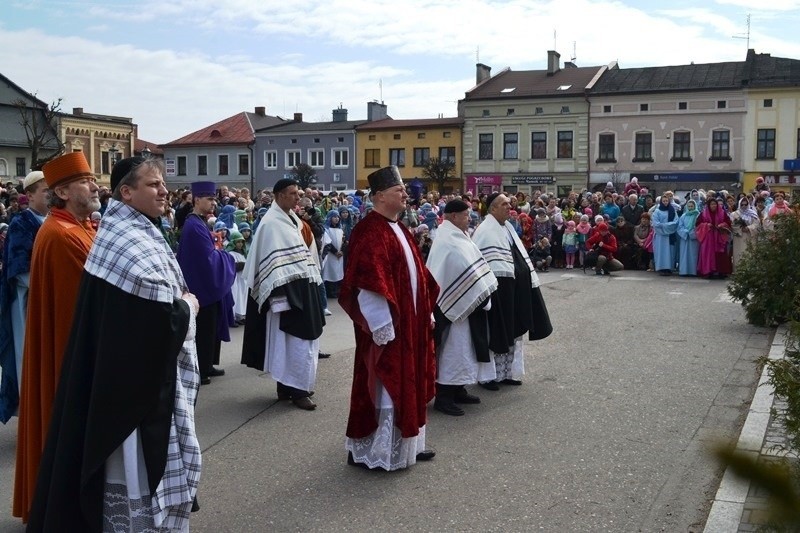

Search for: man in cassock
xmin=13 ymin=152 xmax=99 ymax=523
xmin=426 ymin=199 xmax=498 ymax=416
xmin=339 ymin=166 xmax=439 ymax=471
xmin=471 ymin=193 xmax=552 ymax=391
xmin=177 ymin=181 xmax=235 ymax=385
xmin=27 ymin=156 xmax=202 ymax=532
xmin=241 ymin=178 xmax=325 ymax=411
xmin=0 ymin=170 xmax=48 ymax=423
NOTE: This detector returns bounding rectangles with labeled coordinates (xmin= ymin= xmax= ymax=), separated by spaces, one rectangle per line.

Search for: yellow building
xmin=741 ymin=51 xmax=800 ymax=195
xmin=60 ymin=107 xmax=136 ymax=187
xmin=355 ymin=117 xmax=464 ymax=192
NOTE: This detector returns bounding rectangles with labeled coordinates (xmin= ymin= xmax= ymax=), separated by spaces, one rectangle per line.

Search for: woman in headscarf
xmin=633 ymin=212 xmax=654 ymax=271
xmin=321 ymin=210 xmax=345 ymax=298
xmin=696 ymin=198 xmax=732 ymax=279
xmin=651 ymin=195 xmax=679 ymax=275
xmin=338 ymin=205 xmax=354 ymax=242
xmin=677 ymin=199 xmax=700 ymax=276
xmin=218 ymin=204 xmax=239 ymax=232
xmin=517 ymin=212 xmax=535 ymax=252
xmin=768 ymin=191 xmax=791 ymax=218
xmin=225 ymin=230 xmax=248 ymax=324
xmin=729 ymin=196 xmax=759 ymax=269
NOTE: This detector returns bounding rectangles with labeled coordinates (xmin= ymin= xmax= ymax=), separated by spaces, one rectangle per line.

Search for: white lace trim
xmin=346 ymin=416 xmax=426 ymax=471
xmin=371 ymin=322 xmax=395 ymax=346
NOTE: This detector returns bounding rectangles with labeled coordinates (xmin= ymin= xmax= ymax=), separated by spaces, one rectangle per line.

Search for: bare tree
xmin=421 ymin=157 xmax=457 ymax=194
xmin=14 ymin=94 xmax=64 ymax=170
xmin=290 ymin=163 xmax=317 ymax=189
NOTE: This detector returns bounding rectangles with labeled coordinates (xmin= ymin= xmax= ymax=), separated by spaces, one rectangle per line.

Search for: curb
xmin=703 ymin=324 xmax=788 ymax=532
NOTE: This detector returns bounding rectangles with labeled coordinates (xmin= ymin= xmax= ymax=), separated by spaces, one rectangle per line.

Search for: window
xmin=678 ymin=102 xmax=687 ymax=110
xmin=535 ymin=107 xmax=544 ymax=115
xmin=393 ymin=134 xmax=401 ymax=140
xmin=764 ymin=99 xmax=773 ymax=108
xmin=177 ymin=156 xmax=187 ymax=176
xmin=15 ymin=157 xmax=26 ymax=177
xmin=482 ymin=110 xmax=490 ymax=117
xmin=368 ymin=135 xmax=376 ymax=141
xmin=197 ymin=155 xmax=207 ymax=176
xmin=603 ymin=105 xmax=611 ymax=113
xmin=337 ymin=137 xmax=344 ymax=143
xmin=285 ymin=150 xmax=301 ymax=168
xmin=503 ymin=133 xmax=518 ymax=159
xmin=717 ymin=100 xmax=727 ymax=109
xmin=711 ymin=130 xmax=731 ymax=160
xmin=560 ymin=106 xmax=570 ymax=114
xmin=531 ymin=132 xmax=547 ymax=159
xmin=479 ymin=133 xmax=493 ymax=160
xmin=439 ymin=146 xmax=455 ymax=163
xmin=238 ymin=154 xmax=249 ymax=175
xmin=332 ymin=148 xmax=348 ymax=168
xmin=389 ymin=148 xmax=405 ymax=166
xmin=264 ymin=151 xmax=277 ymax=170
xmin=101 ymin=151 xmax=111 ymax=174
xmin=507 ymin=108 xmax=515 ymax=116
xmin=672 ymin=131 xmax=691 ymax=161
xmin=290 ymin=138 xmax=297 ymax=144
xmin=557 ymin=131 xmax=573 ymax=159
xmin=640 ymin=103 xmax=649 ymax=111
xmin=308 ymin=149 xmax=324 ymax=168
xmin=313 ymin=138 xmax=320 ymax=143
xmin=757 ymin=128 xmax=776 ymax=159
xmin=413 ymin=147 xmax=430 ymax=166
xmin=597 ymin=133 xmax=616 ymax=162
xmin=634 ymin=132 xmax=652 ymax=161
xmin=443 ymin=131 xmax=451 ymax=138
xmin=364 ymin=148 xmax=380 ymax=167
xmin=218 ymin=154 xmax=228 ymax=175
xmin=417 ymin=133 xmax=426 ymax=139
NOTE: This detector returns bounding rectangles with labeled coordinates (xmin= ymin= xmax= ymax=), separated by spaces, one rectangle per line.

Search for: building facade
xmin=0 ymin=73 xmax=60 ymax=182
xmin=161 ymin=107 xmax=286 ymax=190
xmin=458 ymin=52 xmax=610 ymax=197
xmin=355 ymin=116 xmax=464 ymax=191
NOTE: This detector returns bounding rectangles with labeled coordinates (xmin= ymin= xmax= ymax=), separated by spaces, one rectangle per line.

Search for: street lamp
xmin=141 ymin=145 xmax=151 ymax=157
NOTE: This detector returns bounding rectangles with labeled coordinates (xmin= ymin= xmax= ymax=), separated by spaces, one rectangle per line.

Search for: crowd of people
xmin=0 ymin=153 xmax=795 ymax=528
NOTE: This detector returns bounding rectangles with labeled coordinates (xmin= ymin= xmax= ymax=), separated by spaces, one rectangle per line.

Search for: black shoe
xmin=347 ymin=451 xmax=374 ymax=470
xmin=501 ymin=379 xmax=523 ymax=386
xmin=200 ymin=376 xmax=211 ymax=385
xmin=479 ymin=381 xmax=500 ymax=391
xmin=208 ymin=367 xmax=225 ymax=377
xmin=454 ymin=387 xmax=481 ymax=404
xmin=292 ymin=396 xmax=317 ymax=410
xmin=318 ymin=352 xmax=331 ymax=359
xmin=434 ymin=399 xmax=464 ymax=416
xmin=191 ymin=496 xmax=200 ymax=512
xmin=416 ymin=449 xmax=436 ymax=461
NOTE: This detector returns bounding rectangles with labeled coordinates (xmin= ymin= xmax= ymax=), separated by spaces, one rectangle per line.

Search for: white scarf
xmin=244 ymin=206 xmax=321 ymax=309
xmin=426 ymin=220 xmax=498 ymax=322
xmin=472 ymin=214 xmax=540 ymax=288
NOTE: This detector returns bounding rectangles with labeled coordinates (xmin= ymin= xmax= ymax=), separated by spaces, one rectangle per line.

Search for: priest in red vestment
xmin=339 ymin=166 xmax=439 ymax=471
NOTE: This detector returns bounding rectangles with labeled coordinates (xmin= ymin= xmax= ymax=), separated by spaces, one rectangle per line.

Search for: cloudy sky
xmin=2 ymin=0 xmax=799 ymax=144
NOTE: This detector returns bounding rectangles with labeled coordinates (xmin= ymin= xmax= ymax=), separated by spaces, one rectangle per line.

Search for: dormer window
xmin=557 ymin=85 xmax=572 ymax=91
xmin=501 ymin=88 xmax=515 ymax=93
xmin=210 ymin=129 xmax=221 ymax=138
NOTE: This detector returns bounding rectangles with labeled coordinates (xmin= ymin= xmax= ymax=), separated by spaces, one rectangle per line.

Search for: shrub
xmin=728 ymin=208 xmax=800 ymax=327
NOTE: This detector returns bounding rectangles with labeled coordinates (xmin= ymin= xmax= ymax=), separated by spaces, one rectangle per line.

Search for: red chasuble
xmin=339 ymin=211 xmax=439 ymax=439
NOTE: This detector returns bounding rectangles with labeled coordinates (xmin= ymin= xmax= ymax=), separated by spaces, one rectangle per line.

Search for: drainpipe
xmin=249 ymin=141 xmax=255 ymax=193
xmin=585 ymin=92 xmax=592 ymax=192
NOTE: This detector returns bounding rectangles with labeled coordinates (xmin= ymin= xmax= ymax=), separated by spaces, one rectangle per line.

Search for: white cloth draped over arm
xmin=357 ymin=289 xmax=395 ymax=346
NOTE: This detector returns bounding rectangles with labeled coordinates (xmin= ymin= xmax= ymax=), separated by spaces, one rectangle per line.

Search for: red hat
xmin=42 ymin=152 xmax=93 ymax=188
xmin=597 ymin=222 xmax=609 ymax=231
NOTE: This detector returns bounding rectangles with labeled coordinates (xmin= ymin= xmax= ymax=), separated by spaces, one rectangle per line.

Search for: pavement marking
xmin=667 ymin=291 xmax=683 ymax=296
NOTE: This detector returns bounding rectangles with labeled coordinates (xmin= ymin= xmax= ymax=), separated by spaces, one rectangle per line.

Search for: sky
xmin=2 ymin=0 xmax=800 ymax=144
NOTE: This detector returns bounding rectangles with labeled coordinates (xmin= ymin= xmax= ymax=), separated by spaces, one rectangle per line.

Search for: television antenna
xmin=732 ymin=13 xmax=751 ymax=50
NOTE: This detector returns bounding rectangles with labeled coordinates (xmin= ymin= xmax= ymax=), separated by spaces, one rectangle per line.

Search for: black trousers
xmin=196 ymin=303 xmax=221 ymax=378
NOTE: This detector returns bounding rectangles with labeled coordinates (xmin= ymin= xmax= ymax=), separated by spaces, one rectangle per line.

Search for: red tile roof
xmin=162 ymin=112 xmax=255 ymax=146
xmin=135 ymin=137 xmax=163 ymax=155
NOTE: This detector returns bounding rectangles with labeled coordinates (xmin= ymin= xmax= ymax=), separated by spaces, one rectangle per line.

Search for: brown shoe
xmin=292 ymin=396 xmax=317 ymax=410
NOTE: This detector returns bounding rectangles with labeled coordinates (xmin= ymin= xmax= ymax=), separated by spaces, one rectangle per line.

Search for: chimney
xmin=293 ymin=112 xmax=303 ymax=122
xmin=476 ymin=63 xmax=492 ymax=84
xmin=254 ymin=106 xmax=266 ymax=116
xmin=332 ymin=106 xmax=348 ymax=122
xmin=547 ymin=50 xmax=561 ymax=76
xmin=367 ymin=101 xmax=388 ymax=121
xmin=73 ymin=107 xmax=84 ymax=115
